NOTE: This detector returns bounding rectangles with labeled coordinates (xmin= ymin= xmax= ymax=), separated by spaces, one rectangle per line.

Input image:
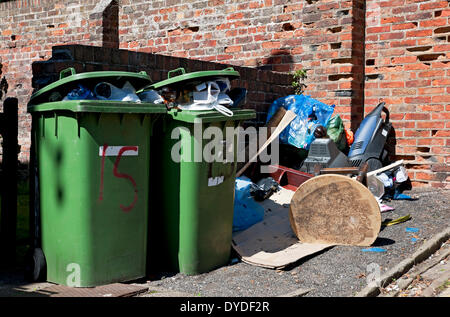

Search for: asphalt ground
xmin=0 ymin=187 xmax=447 ymax=298
xmin=139 ymin=187 xmax=449 ymax=297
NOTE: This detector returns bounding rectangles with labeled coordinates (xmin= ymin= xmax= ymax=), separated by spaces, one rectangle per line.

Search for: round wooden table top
xmin=289 ymin=174 xmax=381 ymax=247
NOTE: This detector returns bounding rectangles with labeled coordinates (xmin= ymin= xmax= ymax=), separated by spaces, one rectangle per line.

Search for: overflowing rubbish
xmin=266 ymin=94 xmax=335 ymax=150
xmin=62 ymin=84 xmax=96 ymax=101
xmin=57 ymin=68 xmax=242 ymax=118
xmin=94 ymin=81 xmax=141 ymax=102
xmin=300 ymin=138 xmax=352 ymax=174
xmin=368 ymin=175 xmax=385 ymax=199
xmin=325 ymin=114 xmax=347 ymax=152
xmin=30 ymin=65 xmax=427 ymax=280
xmin=175 ymin=78 xmax=234 ymax=116
xmin=233 ymin=177 xmax=265 ymax=232
xmin=137 ymin=89 xmax=165 ymax=104
xmin=137 ymin=67 xmax=243 ymax=117
xmin=249 ymin=177 xmax=281 ymax=201
xmin=232 ymin=95 xmax=421 ymax=270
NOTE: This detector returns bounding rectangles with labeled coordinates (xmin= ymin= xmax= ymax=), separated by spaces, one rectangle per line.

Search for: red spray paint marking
xmin=99 ymin=143 xmax=108 ymax=201
xmin=113 ymin=146 xmax=138 ymax=213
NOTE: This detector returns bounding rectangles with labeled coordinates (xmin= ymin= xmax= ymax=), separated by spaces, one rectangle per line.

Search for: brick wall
xmin=0 ymin=0 xmax=448 ymax=187
xmin=365 ymin=0 xmax=450 ymax=188
xmin=118 ymin=0 xmax=366 ymax=128
xmin=0 ymin=0 xmax=115 ymax=162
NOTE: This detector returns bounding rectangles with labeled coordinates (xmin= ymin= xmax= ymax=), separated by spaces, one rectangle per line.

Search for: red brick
xmin=392 ymin=5 xmax=417 ymax=14
xmin=419 ymin=70 xmax=446 ymax=77
xmin=420 ymin=19 xmax=448 ymax=27
xmin=416 ymin=121 xmax=445 ymax=129
xmin=404 ymin=130 xmax=431 ymax=137
xmin=432 ymin=95 xmax=450 ymax=103
xmin=262 ymin=41 xmax=281 ymax=49
xmin=404 ymin=63 xmax=430 ymax=71
xmin=415 ymin=172 xmax=435 ymax=181
xmin=390 ymin=39 xmax=417 ymax=48
xmin=419 ymin=137 xmax=446 ymax=147
xmin=52 ymin=29 xmax=64 ymax=36
xmin=406 ymin=79 xmax=432 ymax=87
xmin=380 ymin=32 xmax=405 ymax=40
xmin=225 ymin=45 xmax=241 ymax=53
xmin=367 ymin=26 xmax=390 ymax=34
xmin=432 ymin=78 xmax=450 ymax=86
xmin=380 ymin=81 xmax=405 ymax=88
xmin=397 ymin=139 xmax=417 ymax=146
xmin=380 ymin=0 xmax=406 ymax=8
xmin=431 ymin=146 xmax=449 ymax=155
xmin=405 ymin=113 xmax=430 ymax=120
xmin=381 ymin=17 xmax=405 ymax=24
xmin=392 ymin=56 xmax=417 ymax=64
xmin=392 ymin=23 xmax=418 ymax=30
xmin=417 ymin=138 xmax=445 ymax=146
xmin=405 ymin=96 xmax=432 ymax=104
xmin=419 ymin=105 xmax=445 ymax=112
xmin=406 ymin=29 xmax=433 ymax=37
xmin=419 ymin=1 xmax=449 ymax=10
xmin=433 ymin=44 xmax=450 ymax=52
xmin=418 ymin=87 xmax=446 ymax=95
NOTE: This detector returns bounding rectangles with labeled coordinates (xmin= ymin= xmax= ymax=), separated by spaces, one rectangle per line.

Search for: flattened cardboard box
xmin=232 ymin=187 xmax=333 ymax=269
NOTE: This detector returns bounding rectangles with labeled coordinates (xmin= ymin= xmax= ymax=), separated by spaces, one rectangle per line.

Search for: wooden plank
xmin=289 ymin=174 xmax=381 ymax=246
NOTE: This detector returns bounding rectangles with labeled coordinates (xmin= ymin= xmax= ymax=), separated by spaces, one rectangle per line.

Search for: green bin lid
xmin=167 ymin=108 xmax=255 ymax=123
xmin=28 ymin=67 xmax=153 ymax=106
xmin=28 ymin=100 xmax=167 ymax=114
xmin=139 ymin=67 xmax=240 ymax=92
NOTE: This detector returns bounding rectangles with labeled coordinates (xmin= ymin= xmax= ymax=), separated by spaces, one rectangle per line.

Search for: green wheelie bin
xmin=27 ymin=68 xmax=166 ymax=287
xmin=144 ymin=68 xmax=256 ymax=275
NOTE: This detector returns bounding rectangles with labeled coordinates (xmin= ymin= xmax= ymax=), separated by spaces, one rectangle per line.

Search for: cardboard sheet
xmin=232 ymin=187 xmax=333 ymax=269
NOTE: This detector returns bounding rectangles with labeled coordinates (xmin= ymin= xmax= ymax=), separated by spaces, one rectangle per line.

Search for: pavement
xmin=0 ymin=187 xmax=448 ymax=297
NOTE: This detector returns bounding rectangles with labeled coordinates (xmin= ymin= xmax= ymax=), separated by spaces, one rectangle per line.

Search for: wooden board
xmin=289 ymin=174 xmax=381 ymax=247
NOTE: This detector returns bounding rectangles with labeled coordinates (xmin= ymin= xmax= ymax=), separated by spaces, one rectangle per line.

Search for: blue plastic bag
xmin=63 ymin=84 xmax=96 ymax=101
xmin=233 ymin=177 xmax=265 ymax=232
xmin=266 ymin=95 xmax=335 ymax=150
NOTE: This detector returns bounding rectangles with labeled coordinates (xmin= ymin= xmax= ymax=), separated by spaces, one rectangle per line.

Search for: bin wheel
xmin=24 ymin=248 xmax=46 ymax=282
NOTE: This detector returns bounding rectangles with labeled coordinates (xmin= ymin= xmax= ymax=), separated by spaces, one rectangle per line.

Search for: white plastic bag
xmin=178 ymin=80 xmax=234 ymax=116
xmin=138 ymin=89 xmax=164 ymax=104
xmin=394 ymin=166 xmax=408 ymax=183
xmin=94 ymin=81 xmax=141 ymax=103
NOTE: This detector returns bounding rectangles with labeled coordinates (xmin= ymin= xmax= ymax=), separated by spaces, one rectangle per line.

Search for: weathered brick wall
xmin=0 ymin=0 xmax=448 ymax=187
xmin=365 ymin=0 xmax=450 ymax=188
xmin=118 ymin=0 xmax=366 ymax=128
xmin=0 ymin=0 xmax=116 ymax=161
